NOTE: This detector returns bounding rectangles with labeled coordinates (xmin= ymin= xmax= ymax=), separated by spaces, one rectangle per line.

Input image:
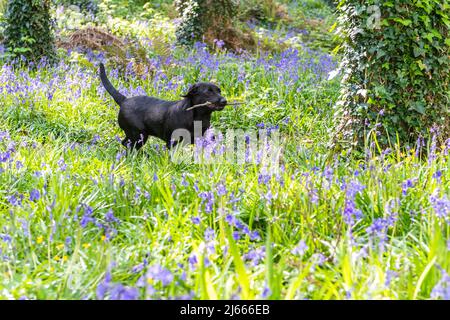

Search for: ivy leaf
xmin=416 ymin=60 xmax=427 ymax=71
xmin=393 ymin=18 xmax=412 ymax=26
xmin=411 ymin=102 xmax=426 ymax=115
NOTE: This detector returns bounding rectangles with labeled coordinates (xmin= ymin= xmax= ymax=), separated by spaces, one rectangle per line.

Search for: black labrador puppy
xmin=99 ymin=63 xmax=227 ymax=150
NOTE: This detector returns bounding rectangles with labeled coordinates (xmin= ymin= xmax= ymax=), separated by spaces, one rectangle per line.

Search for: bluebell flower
xmin=110 ymin=284 xmax=139 ymax=300
xmin=258 ymin=173 xmax=271 ymax=185
xmin=291 ymin=240 xmax=308 ymax=256
xmin=0 ymin=234 xmax=12 ymax=242
xmin=244 ymin=246 xmax=265 ymax=266
xmin=204 ymin=256 xmax=211 ymax=267
xmin=181 ymin=174 xmax=189 ymax=187
xmin=401 ymin=179 xmax=415 ymax=196
xmin=15 ymin=161 xmax=23 ymax=169
xmin=148 ymin=264 xmax=173 ymax=286
xmin=431 ymin=269 xmax=450 ymax=300
xmin=191 ymin=216 xmax=201 ymax=225
xmin=204 ymin=227 xmax=215 ymax=241
xmin=29 ymin=189 xmax=40 ymax=202
xmin=250 ymin=231 xmax=261 ymax=241
xmin=385 ymin=270 xmax=398 ymax=287
xmin=79 ymin=204 xmax=95 ymax=228
xmin=132 ymin=263 xmax=145 ymax=274
xmin=188 ymin=254 xmax=198 ymax=269
xmin=433 ymin=170 xmax=442 ymax=181
xmin=429 ymin=194 xmax=449 ymax=219
xmin=261 ymin=284 xmax=271 ymax=299
xmin=8 ymin=194 xmax=23 ymax=206
xmin=105 ymin=210 xmax=120 ymax=224
xmin=216 ymin=183 xmax=227 ymax=196
xmin=199 ymin=191 xmax=215 ymax=213
xmin=225 ymin=214 xmax=236 ymax=226
xmin=58 ymin=158 xmax=67 ymax=171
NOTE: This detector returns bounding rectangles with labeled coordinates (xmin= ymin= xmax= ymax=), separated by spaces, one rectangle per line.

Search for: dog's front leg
xmin=122 ymin=132 xmax=148 ymax=152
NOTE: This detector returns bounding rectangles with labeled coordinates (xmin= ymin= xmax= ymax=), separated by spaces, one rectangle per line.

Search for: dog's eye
xmin=208 ymin=88 xmax=213 ymax=93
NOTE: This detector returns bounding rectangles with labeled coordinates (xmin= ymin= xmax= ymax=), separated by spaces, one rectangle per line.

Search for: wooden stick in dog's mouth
xmin=186 ymin=102 xmax=244 ymax=111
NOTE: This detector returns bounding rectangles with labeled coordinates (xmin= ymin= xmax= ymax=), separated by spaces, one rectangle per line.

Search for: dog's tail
xmin=99 ymin=63 xmax=126 ymax=105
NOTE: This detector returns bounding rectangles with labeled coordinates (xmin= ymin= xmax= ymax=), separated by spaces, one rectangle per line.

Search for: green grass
xmin=0 ymin=1 xmax=449 ymax=300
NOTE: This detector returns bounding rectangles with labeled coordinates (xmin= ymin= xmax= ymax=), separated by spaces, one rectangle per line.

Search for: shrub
xmin=333 ymin=0 xmax=450 ymax=152
xmin=4 ymin=0 xmax=56 ymax=64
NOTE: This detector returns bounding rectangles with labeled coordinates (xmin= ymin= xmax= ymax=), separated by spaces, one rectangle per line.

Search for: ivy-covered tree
xmin=175 ymin=0 xmax=237 ymax=47
xmin=56 ymin=0 xmax=99 ymax=14
xmin=333 ymin=0 xmax=449 ymax=152
xmin=4 ymin=0 xmax=56 ymax=64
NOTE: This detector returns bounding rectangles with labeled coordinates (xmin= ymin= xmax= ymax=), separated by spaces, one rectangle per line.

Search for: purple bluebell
xmin=385 ymin=270 xmax=398 ymax=287
xmin=198 ymin=191 xmax=215 ymax=213
xmin=250 ymin=231 xmax=261 ymax=241
xmin=29 ymin=189 xmax=40 ymax=202
xmin=148 ymin=264 xmax=173 ymax=286
xmin=244 ymin=246 xmax=265 ymax=266
xmin=431 ymin=269 xmax=450 ymax=300
xmin=433 ymin=170 xmax=442 ymax=182
xmin=429 ymin=194 xmax=450 ymax=219
xmin=188 ymin=254 xmax=198 ymax=269
xmin=79 ymin=204 xmax=95 ymax=228
xmin=132 ymin=263 xmax=145 ymax=274
xmin=225 ymin=214 xmax=236 ymax=226
xmin=204 ymin=227 xmax=215 ymax=241
xmin=0 ymin=234 xmax=12 ymax=242
xmin=216 ymin=183 xmax=227 ymax=196
xmin=191 ymin=216 xmax=201 ymax=225
xmin=110 ymin=284 xmax=139 ymax=300
xmin=261 ymin=285 xmax=271 ymax=299
xmin=291 ymin=240 xmax=308 ymax=256
xmin=8 ymin=194 xmax=23 ymax=206
xmin=181 ymin=174 xmax=189 ymax=187
xmin=401 ymin=179 xmax=415 ymax=196
xmin=15 ymin=161 xmax=23 ymax=169
xmin=58 ymin=158 xmax=67 ymax=171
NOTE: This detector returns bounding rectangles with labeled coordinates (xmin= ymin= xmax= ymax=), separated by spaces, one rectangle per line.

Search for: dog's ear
xmin=182 ymin=84 xmax=198 ymax=98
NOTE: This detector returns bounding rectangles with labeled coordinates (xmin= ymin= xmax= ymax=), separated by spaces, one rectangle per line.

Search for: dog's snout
xmin=219 ymin=97 xmax=227 ymax=105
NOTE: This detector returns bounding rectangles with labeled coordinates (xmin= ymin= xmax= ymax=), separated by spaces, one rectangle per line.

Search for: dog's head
xmin=182 ymin=82 xmax=227 ymax=111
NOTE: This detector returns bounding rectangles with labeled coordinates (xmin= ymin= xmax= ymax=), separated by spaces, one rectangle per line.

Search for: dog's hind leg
xmin=135 ymin=133 xmax=149 ymax=150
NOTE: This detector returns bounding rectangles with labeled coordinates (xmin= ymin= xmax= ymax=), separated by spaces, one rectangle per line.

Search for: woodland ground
xmin=0 ymin=0 xmax=448 ymax=299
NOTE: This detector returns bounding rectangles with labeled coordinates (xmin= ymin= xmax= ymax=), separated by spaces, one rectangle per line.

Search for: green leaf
xmin=393 ymin=18 xmax=412 ymax=26
xmin=416 ymin=60 xmax=427 ymax=70
xmin=411 ymin=102 xmax=426 ymax=115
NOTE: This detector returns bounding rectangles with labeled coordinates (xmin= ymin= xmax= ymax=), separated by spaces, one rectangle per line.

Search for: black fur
xmin=99 ymin=63 xmax=227 ymax=150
